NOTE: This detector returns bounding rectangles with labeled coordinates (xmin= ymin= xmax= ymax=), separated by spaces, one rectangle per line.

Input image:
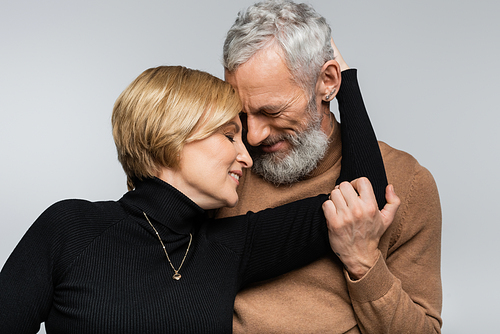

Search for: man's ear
xmin=316 ymin=59 xmax=341 ymax=102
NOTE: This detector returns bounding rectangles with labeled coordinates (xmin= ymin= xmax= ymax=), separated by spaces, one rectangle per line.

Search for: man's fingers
xmin=380 ymin=184 xmax=400 ymax=227
xmin=350 ymin=177 xmax=376 ymax=202
xmin=329 ymin=187 xmax=347 ymax=212
xmin=337 ymin=181 xmax=361 ymax=207
xmin=322 ymin=199 xmax=337 ymax=225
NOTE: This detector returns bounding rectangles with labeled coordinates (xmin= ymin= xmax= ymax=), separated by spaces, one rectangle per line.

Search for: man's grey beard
xmin=249 ymin=120 xmax=329 ymax=185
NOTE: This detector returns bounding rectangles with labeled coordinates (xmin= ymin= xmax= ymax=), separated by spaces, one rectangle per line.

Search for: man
xmin=217 ymin=1 xmax=442 ymax=333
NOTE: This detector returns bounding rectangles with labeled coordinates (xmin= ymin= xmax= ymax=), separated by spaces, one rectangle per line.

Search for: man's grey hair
xmin=223 ymin=0 xmax=334 ymax=96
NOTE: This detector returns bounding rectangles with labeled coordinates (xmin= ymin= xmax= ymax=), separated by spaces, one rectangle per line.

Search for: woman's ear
xmin=316 ymin=59 xmax=341 ymax=102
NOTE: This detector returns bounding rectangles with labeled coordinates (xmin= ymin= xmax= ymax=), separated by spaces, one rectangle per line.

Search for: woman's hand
xmin=322 ymin=177 xmax=400 ymax=280
xmin=331 ymin=37 xmax=350 ymax=72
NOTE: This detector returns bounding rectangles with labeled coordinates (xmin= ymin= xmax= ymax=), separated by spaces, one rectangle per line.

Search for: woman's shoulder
xmin=7 ymin=199 xmax=130 ymax=281
xmin=44 ymin=198 xmax=124 ymax=219
xmin=34 ymin=198 xmax=128 ymax=236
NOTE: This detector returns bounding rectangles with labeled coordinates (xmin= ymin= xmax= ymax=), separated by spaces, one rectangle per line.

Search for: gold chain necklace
xmin=143 ymin=212 xmax=192 ymax=281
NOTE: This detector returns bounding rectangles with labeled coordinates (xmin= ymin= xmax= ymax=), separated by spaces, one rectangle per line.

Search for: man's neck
xmin=320 ymin=110 xmax=336 ymax=137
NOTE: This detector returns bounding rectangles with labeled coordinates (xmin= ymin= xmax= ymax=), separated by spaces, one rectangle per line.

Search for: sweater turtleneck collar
xmin=119 ymin=177 xmax=206 ymax=235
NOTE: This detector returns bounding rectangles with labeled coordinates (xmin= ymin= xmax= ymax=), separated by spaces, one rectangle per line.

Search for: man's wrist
xmin=342 ymin=251 xmax=381 ymax=280
xmin=344 ymin=251 xmax=396 ymax=303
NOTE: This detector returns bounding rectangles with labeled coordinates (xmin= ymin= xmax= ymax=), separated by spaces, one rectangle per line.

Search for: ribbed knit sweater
xmin=0 ymin=178 xmax=331 ymax=333
xmin=0 ymin=69 xmax=391 ymax=333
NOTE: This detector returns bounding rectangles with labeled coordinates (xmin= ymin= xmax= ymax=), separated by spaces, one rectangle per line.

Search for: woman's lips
xmin=229 ymin=171 xmax=241 ymax=185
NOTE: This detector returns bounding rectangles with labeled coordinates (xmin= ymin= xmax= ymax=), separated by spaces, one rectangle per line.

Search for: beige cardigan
xmin=217 ymin=122 xmax=442 ymax=333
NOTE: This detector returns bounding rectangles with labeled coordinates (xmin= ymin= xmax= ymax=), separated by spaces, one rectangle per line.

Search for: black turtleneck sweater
xmin=0 ymin=177 xmax=330 ymax=333
xmin=0 ymin=69 xmax=386 ymax=333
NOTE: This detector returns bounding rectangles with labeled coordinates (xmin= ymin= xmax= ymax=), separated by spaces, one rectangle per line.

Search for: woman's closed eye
xmin=220 ymin=120 xmax=241 ymax=143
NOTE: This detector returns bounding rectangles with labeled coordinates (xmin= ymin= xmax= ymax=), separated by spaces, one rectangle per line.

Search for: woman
xmin=0 ymin=66 xmax=398 ymax=333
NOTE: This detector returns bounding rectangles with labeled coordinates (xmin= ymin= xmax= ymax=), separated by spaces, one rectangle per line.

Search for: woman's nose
xmin=237 ymin=142 xmax=253 ymax=168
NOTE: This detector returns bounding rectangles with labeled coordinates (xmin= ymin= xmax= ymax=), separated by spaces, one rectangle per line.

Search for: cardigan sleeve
xmin=346 ymin=164 xmax=442 ymax=333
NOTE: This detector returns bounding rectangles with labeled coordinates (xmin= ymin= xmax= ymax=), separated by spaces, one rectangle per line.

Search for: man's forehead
xmin=223 ymin=46 xmax=310 ymax=115
xmin=225 ymin=47 xmax=290 ymax=87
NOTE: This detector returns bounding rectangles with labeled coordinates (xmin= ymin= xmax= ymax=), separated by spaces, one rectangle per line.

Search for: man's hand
xmin=322 ymin=177 xmax=400 ymax=280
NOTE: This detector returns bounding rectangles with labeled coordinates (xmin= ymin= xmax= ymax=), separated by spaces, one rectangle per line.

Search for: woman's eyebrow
xmin=225 ymin=121 xmax=240 ymax=133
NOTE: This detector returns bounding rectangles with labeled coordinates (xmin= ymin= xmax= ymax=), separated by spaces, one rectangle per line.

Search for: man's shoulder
xmin=378 ymin=141 xmax=438 ymax=207
xmin=379 ymin=141 xmax=432 ymax=178
xmin=379 ymin=141 xmax=418 ymax=168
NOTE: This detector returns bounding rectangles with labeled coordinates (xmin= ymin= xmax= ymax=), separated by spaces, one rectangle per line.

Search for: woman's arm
xmin=0 ymin=209 xmax=56 ymax=333
xmin=335 ymin=65 xmax=388 ymax=210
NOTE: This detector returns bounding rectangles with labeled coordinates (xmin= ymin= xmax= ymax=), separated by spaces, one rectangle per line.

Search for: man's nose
xmin=245 ymin=114 xmax=271 ymax=146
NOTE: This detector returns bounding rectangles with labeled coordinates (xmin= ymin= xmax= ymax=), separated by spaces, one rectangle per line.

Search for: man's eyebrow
xmin=255 ymin=103 xmax=288 ymax=114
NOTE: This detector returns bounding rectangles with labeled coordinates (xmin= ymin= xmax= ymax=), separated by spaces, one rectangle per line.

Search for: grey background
xmin=1 ymin=0 xmax=498 ymax=333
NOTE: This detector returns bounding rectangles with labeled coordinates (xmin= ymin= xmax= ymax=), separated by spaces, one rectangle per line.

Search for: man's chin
xmin=249 ymin=126 xmax=329 ymax=185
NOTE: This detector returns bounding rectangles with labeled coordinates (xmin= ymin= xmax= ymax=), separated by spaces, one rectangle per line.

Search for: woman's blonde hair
xmin=112 ymin=66 xmax=242 ymax=190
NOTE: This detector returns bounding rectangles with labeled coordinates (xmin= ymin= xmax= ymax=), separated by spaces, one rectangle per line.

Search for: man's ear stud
xmin=325 ymin=89 xmax=336 ymax=100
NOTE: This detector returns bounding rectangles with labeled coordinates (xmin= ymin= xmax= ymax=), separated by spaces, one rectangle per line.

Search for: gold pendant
xmin=173 ymin=273 xmax=181 ymax=280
